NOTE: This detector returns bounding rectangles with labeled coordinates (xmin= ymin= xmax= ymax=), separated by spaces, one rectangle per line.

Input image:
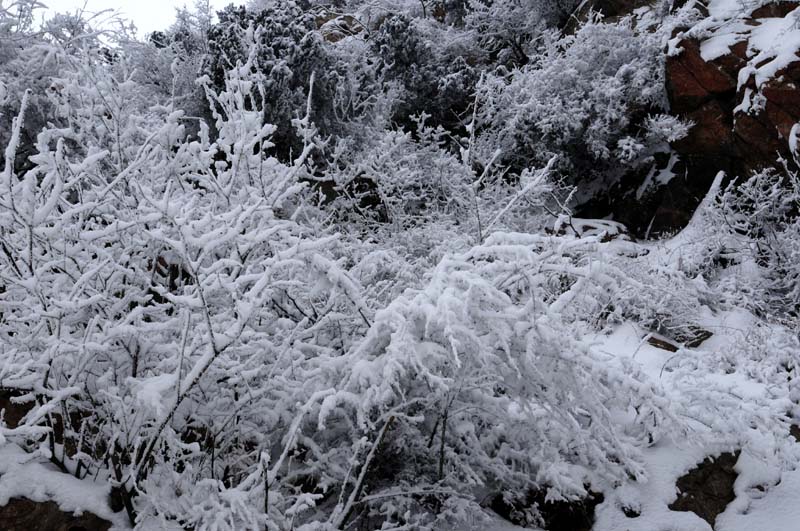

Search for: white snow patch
xmin=0 ymin=443 xmax=129 ymax=529
xmin=717 ymin=465 xmax=800 ymax=531
xmin=636 ymin=152 xmax=679 ymax=200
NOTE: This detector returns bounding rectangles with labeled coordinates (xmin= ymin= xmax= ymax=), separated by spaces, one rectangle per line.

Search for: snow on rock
xmin=594 ymin=444 xmax=716 ymax=531
xmin=589 ymin=309 xmax=800 ymax=531
xmin=581 ymin=189 xmax=800 ymax=531
xmin=669 ymin=451 xmax=739 ymax=527
xmin=0 ymin=444 xmax=129 ymax=529
xmin=697 ymin=2 xmax=800 ymax=89
xmin=662 ymin=1 xmax=800 ymax=239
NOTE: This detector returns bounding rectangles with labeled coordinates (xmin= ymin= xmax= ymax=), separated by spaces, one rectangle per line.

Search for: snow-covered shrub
xmin=369 ymin=14 xmax=480 ymax=132
xmin=315 ymin=113 xmax=560 ymax=305
xmin=204 ymin=1 xmax=342 ymax=160
xmin=0 ymin=31 xmax=369 ymax=530
xmin=712 ymin=166 xmax=800 ymax=318
xmin=474 ymin=13 xmax=671 ymax=182
xmin=320 ymin=230 xmax=681 ymax=528
xmin=0 ymin=3 xmax=70 ymax=175
xmin=2 ymin=3 xmax=800 ymax=531
xmin=465 ymin=0 xmax=578 ymax=65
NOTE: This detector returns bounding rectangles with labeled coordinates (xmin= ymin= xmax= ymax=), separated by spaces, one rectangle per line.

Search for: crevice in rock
xmin=490 ymin=489 xmax=604 ymax=531
xmin=668 ymin=451 xmax=740 ymax=528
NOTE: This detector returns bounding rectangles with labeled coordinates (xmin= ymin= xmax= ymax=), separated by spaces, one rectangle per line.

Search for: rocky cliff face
xmin=579 ymin=0 xmax=800 ymax=237
xmin=666 ymin=1 xmax=800 ymax=194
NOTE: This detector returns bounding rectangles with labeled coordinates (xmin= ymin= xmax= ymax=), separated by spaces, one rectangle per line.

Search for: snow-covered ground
xmin=591 ymin=315 xmax=800 ymax=531
xmin=0 ymin=444 xmax=130 ymax=529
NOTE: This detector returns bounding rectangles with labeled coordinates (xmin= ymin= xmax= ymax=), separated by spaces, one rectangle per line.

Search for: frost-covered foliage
xmin=474 ymin=13 xmax=676 ymax=180
xmin=369 ymin=14 xmax=480 ymax=132
xmin=465 ymin=0 xmax=578 ymax=65
xmin=203 ymin=0 xmax=376 ymax=160
xmin=712 ymin=166 xmax=800 ymax=318
xmin=1 ymin=1 xmax=799 ymax=530
xmin=328 ymin=232 xmax=673 ymax=527
xmin=0 ymin=28 xmax=365 ymax=529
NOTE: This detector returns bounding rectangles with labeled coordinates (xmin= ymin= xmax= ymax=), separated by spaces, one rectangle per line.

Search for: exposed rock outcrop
xmin=585 ymin=1 xmax=800 ymax=237
xmin=668 ymin=451 xmax=740 ymax=527
xmin=668 ymin=13 xmax=800 ymax=173
xmin=655 ymin=1 xmax=800 ymax=231
xmin=0 ymin=497 xmax=111 ymax=531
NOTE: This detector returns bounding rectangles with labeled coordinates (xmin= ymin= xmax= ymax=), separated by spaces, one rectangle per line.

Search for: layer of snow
xmin=636 ymin=152 xmax=679 ymax=200
xmin=696 ymin=2 xmax=800 ymax=89
xmin=0 ymin=444 xmax=130 ymax=530
xmin=717 ymin=463 xmax=800 ymax=531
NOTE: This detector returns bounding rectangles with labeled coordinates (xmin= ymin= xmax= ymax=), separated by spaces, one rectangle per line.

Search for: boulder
xmin=666 ymin=39 xmax=738 ymax=113
xmin=604 ymin=1 xmax=800 ymax=237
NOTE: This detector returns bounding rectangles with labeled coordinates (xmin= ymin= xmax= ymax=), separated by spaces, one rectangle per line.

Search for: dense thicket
xmin=0 ymin=0 xmax=799 ymax=530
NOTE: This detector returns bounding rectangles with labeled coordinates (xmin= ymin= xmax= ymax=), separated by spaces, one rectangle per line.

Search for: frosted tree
xmin=0 ymin=25 xmax=368 ymax=529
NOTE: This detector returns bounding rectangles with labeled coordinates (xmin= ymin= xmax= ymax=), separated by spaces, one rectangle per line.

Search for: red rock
xmin=734 ymin=111 xmax=784 ymax=162
xmin=675 ymin=39 xmax=737 ymax=94
xmin=774 ymin=59 xmax=800 ymax=84
xmin=674 ymin=100 xmax=734 ymax=155
xmin=667 ymin=60 xmax=712 ymax=113
xmin=751 ymin=1 xmax=800 ymax=19
xmin=762 ymin=84 xmax=800 ymax=114
xmin=765 ymin=100 xmax=799 ymax=140
xmin=666 ymin=26 xmax=799 ymax=181
xmin=730 ymin=41 xmax=749 ymax=61
xmin=711 ymin=44 xmax=748 ymax=79
xmin=588 ymin=2 xmax=800 ymax=236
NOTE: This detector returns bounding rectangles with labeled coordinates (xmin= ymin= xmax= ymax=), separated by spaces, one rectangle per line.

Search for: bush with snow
xmin=0 ymin=2 xmax=799 ymax=530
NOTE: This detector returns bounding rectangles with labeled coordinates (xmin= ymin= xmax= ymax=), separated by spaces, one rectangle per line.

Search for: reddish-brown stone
xmin=674 ymin=100 xmax=734 ymax=155
xmin=667 ymin=60 xmax=713 ymax=113
xmin=581 ymin=3 xmax=800 ymax=237
xmin=666 ymin=38 xmax=739 ymax=116
xmin=711 ymin=44 xmax=748 ymax=79
xmin=765 ymin=100 xmax=800 ymax=140
xmin=777 ymin=60 xmax=800 ymax=83
xmin=751 ymin=1 xmax=800 ymax=19
xmin=730 ymin=41 xmax=749 ymax=61
xmin=675 ymin=39 xmax=737 ymax=94
xmin=646 ymin=10 xmax=800 ymax=235
xmin=733 ymin=111 xmax=784 ymax=163
xmin=666 ymin=29 xmax=799 ymax=178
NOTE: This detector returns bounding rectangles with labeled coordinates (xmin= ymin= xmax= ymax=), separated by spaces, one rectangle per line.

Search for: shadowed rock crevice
xmin=490 ymin=489 xmax=605 ymax=531
xmin=668 ymin=451 xmax=740 ymax=527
